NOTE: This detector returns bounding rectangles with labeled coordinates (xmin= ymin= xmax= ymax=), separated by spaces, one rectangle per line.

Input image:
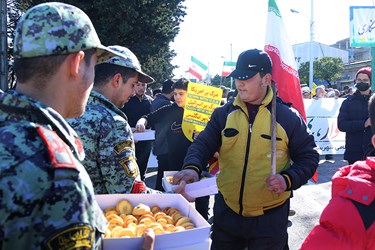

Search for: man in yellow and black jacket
xmin=173 ymin=49 xmax=319 ymax=250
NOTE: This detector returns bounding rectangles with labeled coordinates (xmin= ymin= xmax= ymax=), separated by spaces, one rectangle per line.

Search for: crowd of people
xmin=300 ymin=67 xmax=373 ymax=164
xmin=0 ymin=2 xmax=374 ymax=250
xmin=301 ymin=83 xmax=358 ymax=100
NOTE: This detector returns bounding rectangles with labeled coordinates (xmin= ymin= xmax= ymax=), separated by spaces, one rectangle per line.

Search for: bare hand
xmin=173 ymin=169 xmax=199 ymax=185
xmin=192 ymin=130 xmax=200 ymax=140
xmin=171 ymin=180 xmax=195 ymax=202
xmin=135 ymin=118 xmax=147 ymax=132
xmin=135 ymin=123 xmax=145 ymax=132
xmin=264 ymin=174 xmax=287 ymax=195
xmin=212 ymin=152 xmax=219 ymax=159
xmin=141 ymin=228 xmax=155 ymax=250
xmin=365 ymin=118 xmax=371 ymax=128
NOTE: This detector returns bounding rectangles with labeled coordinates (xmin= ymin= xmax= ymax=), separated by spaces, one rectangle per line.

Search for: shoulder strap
xmin=36 ymin=126 xmax=77 ymax=170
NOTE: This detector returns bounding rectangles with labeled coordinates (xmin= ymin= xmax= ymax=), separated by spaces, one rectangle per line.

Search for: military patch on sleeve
xmin=114 ymin=140 xmax=133 ymax=155
xmin=36 ymin=126 xmax=76 ymax=169
xmin=119 ymin=155 xmax=139 ymax=178
xmin=45 ymin=224 xmax=95 ymax=250
xmin=74 ymin=137 xmax=85 ymax=160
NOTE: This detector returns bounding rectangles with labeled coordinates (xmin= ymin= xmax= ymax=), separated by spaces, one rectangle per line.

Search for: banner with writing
xmin=350 ymin=6 xmax=375 ymax=47
xmin=304 ymin=98 xmax=346 ymax=155
xmin=182 ymin=82 xmax=223 ymax=142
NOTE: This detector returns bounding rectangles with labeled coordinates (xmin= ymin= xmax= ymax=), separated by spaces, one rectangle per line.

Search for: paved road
xmin=287 ymin=154 xmax=347 ymax=249
xmin=145 ymin=154 xmax=348 ymax=250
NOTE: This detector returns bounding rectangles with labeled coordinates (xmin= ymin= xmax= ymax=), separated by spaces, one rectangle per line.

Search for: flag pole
xmin=265 ymin=0 xmax=316 ymax=181
xmin=271 ymin=80 xmax=277 ymax=175
xmin=220 ymin=56 xmax=225 ymax=87
xmin=206 ymin=62 xmax=210 ymax=84
xmin=220 ymin=62 xmax=225 ymax=87
xmin=230 ymin=43 xmax=233 ymax=89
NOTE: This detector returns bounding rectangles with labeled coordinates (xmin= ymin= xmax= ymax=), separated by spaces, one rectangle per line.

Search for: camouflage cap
xmin=14 ymin=2 xmax=122 ymax=63
xmin=101 ymin=45 xmax=154 ymax=84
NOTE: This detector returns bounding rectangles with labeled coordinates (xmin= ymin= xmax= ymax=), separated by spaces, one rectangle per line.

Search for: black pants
xmin=211 ymin=193 xmax=289 ymax=250
xmin=135 ymin=140 xmax=152 ymax=181
xmin=195 ymin=195 xmax=210 ymax=220
xmin=155 ymin=154 xmax=169 ymax=191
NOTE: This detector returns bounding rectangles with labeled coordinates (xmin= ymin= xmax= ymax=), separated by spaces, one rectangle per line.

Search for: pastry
xmin=135 ymin=224 xmax=147 ymax=237
xmin=108 ymin=217 xmax=124 ymax=227
xmin=132 ymin=203 xmax=151 ymax=216
xmin=172 ymin=226 xmax=186 ymax=232
xmin=175 ymin=216 xmax=192 ymax=227
xmin=153 ymin=211 xmax=167 ymax=221
xmin=114 ymin=228 xmax=136 ymax=238
xmin=116 ymin=199 xmax=133 ymax=215
xmin=151 ymin=205 xmax=161 ymax=214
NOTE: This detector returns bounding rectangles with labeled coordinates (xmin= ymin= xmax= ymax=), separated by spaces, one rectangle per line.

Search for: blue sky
xmin=170 ymin=0 xmax=375 ymax=78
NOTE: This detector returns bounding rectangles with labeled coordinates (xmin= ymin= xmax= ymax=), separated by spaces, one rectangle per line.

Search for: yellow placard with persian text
xmin=182 ymin=82 xmax=223 ymax=142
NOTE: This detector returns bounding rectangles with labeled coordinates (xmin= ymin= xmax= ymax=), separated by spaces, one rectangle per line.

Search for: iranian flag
xmin=189 ymin=56 xmax=208 ymax=80
xmin=264 ymin=0 xmax=306 ymax=120
xmin=222 ymin=61 xmax=236 ymax=77
xmin=265 ymin=0 xmax=318 ymax=183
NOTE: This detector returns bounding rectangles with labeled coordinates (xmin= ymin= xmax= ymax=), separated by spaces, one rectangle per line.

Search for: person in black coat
xmin=150 ymin=79 xmax=174 ymax=191
xmin=122 ymin=81 xmax=154 ymax=181
xmin=338 ymin=67 xmax=373 ymax=164
xmin=136 ymin=78 xmax=210 ymax=220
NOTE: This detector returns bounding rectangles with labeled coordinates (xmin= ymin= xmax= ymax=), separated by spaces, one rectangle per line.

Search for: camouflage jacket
xmin=68 ymin=90 xmax=156 ymax=194
xmin=0 ymin=91 xmax=107 ymax=249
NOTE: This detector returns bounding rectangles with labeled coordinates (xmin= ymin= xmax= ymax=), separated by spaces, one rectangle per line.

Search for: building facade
xmin=293 ymin=38 xmax=372 ymax=90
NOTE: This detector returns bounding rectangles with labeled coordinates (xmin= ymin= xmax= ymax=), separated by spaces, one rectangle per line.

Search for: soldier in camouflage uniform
xmin=68 ymin=45 xmax=158 ymax=195
xmin=0 ymin=2 xmax=125 ymax=249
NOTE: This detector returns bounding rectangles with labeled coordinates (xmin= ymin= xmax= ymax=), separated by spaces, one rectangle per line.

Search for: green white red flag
xmin=264 ymin=0 xmax=306 ymax=120
xmin=221 ymin=61 xmax=236 ymax=77
xmin=189 ymin=56 xmax=208 ymax=80
xmin=265 ymin=0 xmax=318 ymax=183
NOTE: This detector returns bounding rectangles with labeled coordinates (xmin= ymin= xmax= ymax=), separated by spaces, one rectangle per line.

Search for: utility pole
xmin=290 ymin=0 xmax=314 ymax=91
xmin=0 ymin=0 xmax=8 ymax=91
xmin=308 ymin=0 xmax=314 ymax=91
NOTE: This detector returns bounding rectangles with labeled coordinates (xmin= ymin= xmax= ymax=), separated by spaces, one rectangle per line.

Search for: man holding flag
xmin=173 ymin=48 xmax=319 ymax=249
